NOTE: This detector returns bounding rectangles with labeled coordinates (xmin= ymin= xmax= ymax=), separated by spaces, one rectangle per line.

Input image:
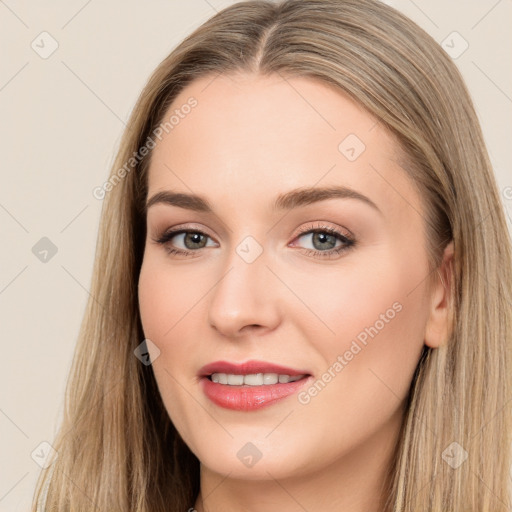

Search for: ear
xmin=424 ymin=241 xmax=455 ymax=349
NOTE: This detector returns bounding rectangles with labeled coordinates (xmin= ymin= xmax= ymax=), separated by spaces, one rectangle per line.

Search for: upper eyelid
xmin=156 ymin=223 xmax=353 ymax=245
xmin=156 ymin=222 xmax=214 ymax=237
xmin=295 ymin=223 xmax=353 ymax=238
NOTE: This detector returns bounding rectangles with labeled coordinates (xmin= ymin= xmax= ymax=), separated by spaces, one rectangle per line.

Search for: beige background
xmin=1 ymin=0 xmax=511 ymax=509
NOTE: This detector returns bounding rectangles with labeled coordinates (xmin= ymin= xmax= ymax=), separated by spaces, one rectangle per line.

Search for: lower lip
xmin=201 ymin=376 xmax=312 ymax=411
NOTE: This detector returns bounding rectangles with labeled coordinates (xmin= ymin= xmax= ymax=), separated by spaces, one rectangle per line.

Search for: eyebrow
xmin=145 ymin=185 xmax=382 ymax=216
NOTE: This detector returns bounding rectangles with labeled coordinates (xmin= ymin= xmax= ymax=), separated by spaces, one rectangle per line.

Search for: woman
xmin=31 ymin=0 xmax=512 ymax=510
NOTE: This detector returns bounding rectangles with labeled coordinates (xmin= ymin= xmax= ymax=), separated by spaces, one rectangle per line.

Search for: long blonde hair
xmin=32 ymin=1 xmax=512 ymax=510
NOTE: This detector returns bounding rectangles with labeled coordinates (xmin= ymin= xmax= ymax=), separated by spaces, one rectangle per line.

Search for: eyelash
xmin=152 ymin=222 xmax=356 ymax=260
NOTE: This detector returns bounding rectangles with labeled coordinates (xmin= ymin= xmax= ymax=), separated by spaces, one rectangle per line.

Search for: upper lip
xmin=198 ymin=360 xmax=311 ymax=378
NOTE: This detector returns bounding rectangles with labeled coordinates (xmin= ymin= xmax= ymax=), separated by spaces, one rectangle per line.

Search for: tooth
xmin=227 ymin=374 xmax=244 ymax=385
xmin=244 ymin=373 xmax=264 ymax=385
xmin=209 ymin=373 xmax=306 ymax=386
xmin=263 ymin=373 xmax=279 ymax=384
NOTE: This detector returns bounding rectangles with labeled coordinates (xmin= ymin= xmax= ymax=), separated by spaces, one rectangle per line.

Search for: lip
xmin=198 ymin=359 xmax=310 ymax=378
xmin=198 ymin=359 xmax=313 ymax=411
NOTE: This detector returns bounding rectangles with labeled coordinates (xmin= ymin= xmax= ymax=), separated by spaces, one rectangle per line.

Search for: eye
xmin=292 ymin=222 xmax=356 ymax=259
xmin=152 ymin=227 xmax=217 ymax=257
xmin=152 ymin=222 xmax=356 ymax=259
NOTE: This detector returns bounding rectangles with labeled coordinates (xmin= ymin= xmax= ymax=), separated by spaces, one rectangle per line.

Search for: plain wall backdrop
xmin=1 ymin=0 xmax=511 ymax=509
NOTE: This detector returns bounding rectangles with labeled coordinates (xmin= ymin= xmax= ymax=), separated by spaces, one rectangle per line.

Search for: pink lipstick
xmin=198 ymin=360 xmax=313 ymax=411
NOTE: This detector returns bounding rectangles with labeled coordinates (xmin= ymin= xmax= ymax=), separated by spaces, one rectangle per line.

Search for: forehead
xmin=146 ymin=72 xmax=423 ymax=221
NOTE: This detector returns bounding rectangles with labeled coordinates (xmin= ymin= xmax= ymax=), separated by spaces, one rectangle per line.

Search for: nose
xmin=207 ymin=244 xmax=282 ymax=339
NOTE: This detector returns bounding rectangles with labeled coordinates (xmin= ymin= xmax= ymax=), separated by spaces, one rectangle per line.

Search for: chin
xmin=192 ymin=438 xmax=316 ymax=481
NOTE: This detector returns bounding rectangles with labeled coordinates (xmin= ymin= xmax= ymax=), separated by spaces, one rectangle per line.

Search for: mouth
xmin=198 ymin=360 xmax=313 ymax=411
xmin=198 ymin=359 xmax=311 ymax=379
xmin=205 ymin=372 xmax=307 ymax=385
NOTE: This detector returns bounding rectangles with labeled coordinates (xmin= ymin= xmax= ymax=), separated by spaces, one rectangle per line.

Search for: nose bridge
xmin=207 ymin=234 xmax=280 ymax=336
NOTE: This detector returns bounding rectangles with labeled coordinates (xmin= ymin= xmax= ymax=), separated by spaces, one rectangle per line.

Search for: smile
xmin=209 ymin=373 xmax=305 ymax=385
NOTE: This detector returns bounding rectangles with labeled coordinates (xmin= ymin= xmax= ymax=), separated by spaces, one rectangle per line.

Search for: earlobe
xmin=424 ymin=241 xmax=455 ymax=349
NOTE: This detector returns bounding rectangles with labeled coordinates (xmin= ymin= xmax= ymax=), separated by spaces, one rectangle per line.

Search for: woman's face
xmin=138 ymin=72 xmax=443 ymax=484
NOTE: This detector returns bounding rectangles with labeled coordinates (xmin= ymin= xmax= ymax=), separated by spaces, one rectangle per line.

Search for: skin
xmin=137 ymin=72 xmax=454 ymax=512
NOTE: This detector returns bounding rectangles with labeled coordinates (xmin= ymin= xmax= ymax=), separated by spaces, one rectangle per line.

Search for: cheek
xmin=137 ymin=259 xmax=199 ymax=393
xmin=289 ymin=246 xmax=430 ymax=398
xmin=286 ymin=257 xmax=429 ymax=466
xmin=289 ymin=248 xmax=428 ymax=341
xmin=137 ymin=258 xmax=205 ymax=438
xmin=138 ymin=257 xmax=202 ymax=340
